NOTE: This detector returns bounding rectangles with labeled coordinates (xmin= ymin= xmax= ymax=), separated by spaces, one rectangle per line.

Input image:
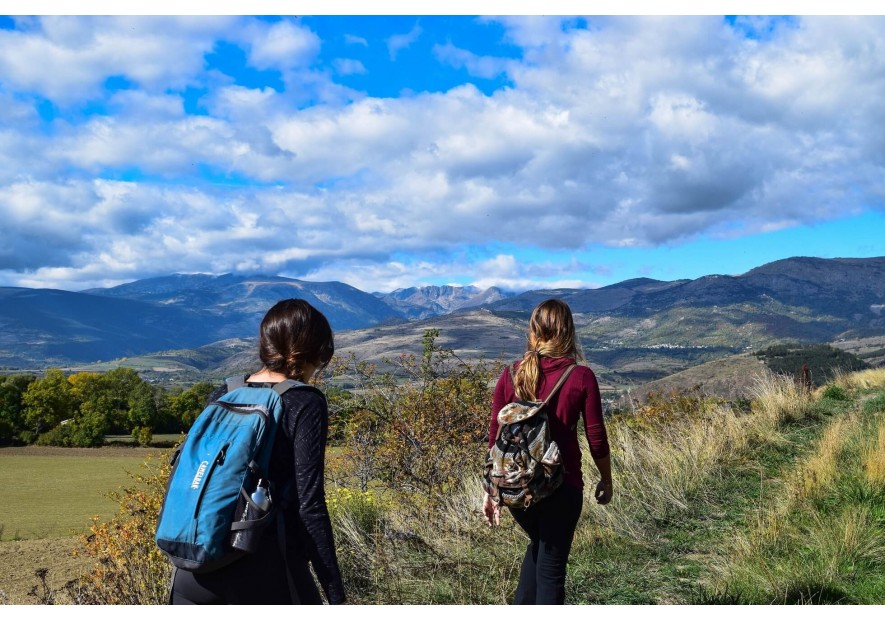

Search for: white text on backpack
xmin=191 ymin=460 xmax=209 ymax=490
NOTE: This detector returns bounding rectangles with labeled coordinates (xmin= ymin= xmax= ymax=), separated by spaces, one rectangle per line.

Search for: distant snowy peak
xmin=375 ymin=285 xmax=512 ymax=319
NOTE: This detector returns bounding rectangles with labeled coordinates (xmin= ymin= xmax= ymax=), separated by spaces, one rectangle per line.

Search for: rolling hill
xmin=1 ymin=257 xmax=883 ymax=391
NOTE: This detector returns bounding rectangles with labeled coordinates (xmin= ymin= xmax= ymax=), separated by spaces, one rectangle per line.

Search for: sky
xmin=0 ymin=6 xmax=883 ymax=294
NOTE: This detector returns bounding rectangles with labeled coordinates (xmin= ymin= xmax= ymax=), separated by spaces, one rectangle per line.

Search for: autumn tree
xmin=329 ymin=329 xmax=497 ymax=506
xmin=165 ymin=381 xmax=216 ymax=432
xmin=22 ymin=369 xmax=74 ymax=439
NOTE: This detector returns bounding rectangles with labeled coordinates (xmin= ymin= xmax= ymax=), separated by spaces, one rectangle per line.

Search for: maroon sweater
xmin=488 ymin=356 xmax=610 ymax=490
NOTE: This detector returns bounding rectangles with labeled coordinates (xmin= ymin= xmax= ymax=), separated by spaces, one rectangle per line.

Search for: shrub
xmin=66 ymin=452 xmax=173 ymax=604
xmin=821 ymin=385 xmax=850 ymax=402
xmin=863 ymin=393 xmax=885 ymax=415
xmin=0 ymin=417 xmax=15 ymax=443
xmin=35 ymin=416 xmax=105 ymax=447
xmin=131 ymin=426 xmax=153 ymax=446
xmin=329 ymin=329 xmax=497 ymax=508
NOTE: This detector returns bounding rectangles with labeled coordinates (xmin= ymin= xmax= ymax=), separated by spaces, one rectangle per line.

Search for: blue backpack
xmin=155 ymin=377 xmax=305 ymax=573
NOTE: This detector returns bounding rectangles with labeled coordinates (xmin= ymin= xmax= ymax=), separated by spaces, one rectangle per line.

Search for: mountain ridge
xmin=1 ymin=256 xmax=883 ymax=370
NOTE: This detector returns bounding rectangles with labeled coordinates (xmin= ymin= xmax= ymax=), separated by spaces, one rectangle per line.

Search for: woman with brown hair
xmin=483 ymin=298 xmax=612 ymax=605
xmin=170 ymin=298 xmax=345 ymax=605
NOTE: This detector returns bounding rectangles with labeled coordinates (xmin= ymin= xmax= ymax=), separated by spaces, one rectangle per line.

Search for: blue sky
xmin=0 ymin=10 xmax=883 ymax=293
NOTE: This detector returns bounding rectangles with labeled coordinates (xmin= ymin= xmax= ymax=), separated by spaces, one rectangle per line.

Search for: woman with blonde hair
xmin=483 ymin=298 xmax=612 ymax=605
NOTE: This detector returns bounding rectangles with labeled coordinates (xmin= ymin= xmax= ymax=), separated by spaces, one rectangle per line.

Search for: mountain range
xmin=0 ymin=257 xmax=883 ymax=380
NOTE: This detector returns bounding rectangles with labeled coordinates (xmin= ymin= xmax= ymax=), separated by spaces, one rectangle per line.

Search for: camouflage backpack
xmin=483 ymin=364 xmax=576 ymax=509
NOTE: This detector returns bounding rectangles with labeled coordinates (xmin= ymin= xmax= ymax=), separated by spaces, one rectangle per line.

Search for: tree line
xmin=753 ymin=343 xmax=869 ymax=387
xmin=0 ymin=368 xmax=215 ymax=447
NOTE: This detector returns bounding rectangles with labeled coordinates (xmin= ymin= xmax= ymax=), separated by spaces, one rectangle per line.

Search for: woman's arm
xmin=582 ymin=368 xmax=613 ymax=504
xmin=289 ymin=392 xmax=346 ymax=604
xmin=592 ymin=453 xmax=613 ymax=505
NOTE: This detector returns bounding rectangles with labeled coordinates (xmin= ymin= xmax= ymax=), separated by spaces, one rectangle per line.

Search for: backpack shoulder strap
xmin=225 ymin=377 xmax=307 ymax=396
xmin=541 ymin=364 xmax=577 ymax=406
xmin=225 ymin=375 xmax=247 ymax=391
xmin=272 ymin=379 xmax=306 ymax=396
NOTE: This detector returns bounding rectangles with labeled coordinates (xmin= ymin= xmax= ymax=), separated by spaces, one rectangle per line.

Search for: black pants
xmin=169 ymin=528 xmax=321 ymax=605
xmin=170 ymin=559 xmax=320 ymax=605
xmin=508 ymin=483 xmax=584 ymax=605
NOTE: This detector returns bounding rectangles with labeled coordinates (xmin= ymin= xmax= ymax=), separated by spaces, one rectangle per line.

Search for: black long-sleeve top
xmin=173 ymin=381 xmax=345 ymax=604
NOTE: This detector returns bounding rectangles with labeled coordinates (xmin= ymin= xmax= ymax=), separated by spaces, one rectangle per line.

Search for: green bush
xmin=821 ymin=385 xmax=850 ymax=402
xmin=18 ymin=430 xmax=36 ymax=444
xmin=863 ymin=393 xmax=885 ymax=415
xmin=131 ymin=426 xmax=153 ymax=446
xmin=36 ymin=418 xmax=105 ymax=447
xmin=0 ymin=417 xmax=14 ymax=443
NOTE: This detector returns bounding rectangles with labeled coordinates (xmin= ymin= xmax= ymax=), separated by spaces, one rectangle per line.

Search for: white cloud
xmin=433 ymin=43 xmax=510 ymax=79
xmin=344 ymin=34 xmax=368 ymax=47
xmin=333 ymin=58 xmax=367 ymax=76
xmin=0 ymin=16 xmax=235 ymax=102
xmin=1 ymin=16 xmax=884 ymax=291
xmin=386 ymin=24 xmax=422 ymax=60
xmin=244 ymin=18 xmax=320 ymax=71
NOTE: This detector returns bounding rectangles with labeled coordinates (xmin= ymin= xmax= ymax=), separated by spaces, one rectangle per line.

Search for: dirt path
xmin=0 ymin=537 xmax=92 ymax=604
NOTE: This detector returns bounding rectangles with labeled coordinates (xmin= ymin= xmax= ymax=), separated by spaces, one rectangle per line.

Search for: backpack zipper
xmin=192 ymin=443 xmax=230 ymax=519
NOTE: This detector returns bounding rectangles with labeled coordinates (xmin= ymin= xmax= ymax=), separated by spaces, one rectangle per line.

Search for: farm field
xmin=0 ymin=446 xmax=161 ymax=540
xmin=0 ymin=445 xmax=168 ymax=604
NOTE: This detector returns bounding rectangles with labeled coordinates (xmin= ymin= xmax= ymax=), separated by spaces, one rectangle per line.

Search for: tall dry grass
xmin=583 ymin=370 xmax=816 ymax=539
xmin=833 ymin=367 xmax=885 ymax=391
xmin=748 ymin=371 xmax=816 ymax=430
xmin=705 ymin=381 xmax=885 ymax=604
xmin=795 ymin=413 xmax=859 ymax=501
xmin=714 ymin=504 xmax=885 ymax=603
xmin=328 ymin=474 xmax=525 ymax=603
xmin=862 ymin=423 xmax=885 ymax=486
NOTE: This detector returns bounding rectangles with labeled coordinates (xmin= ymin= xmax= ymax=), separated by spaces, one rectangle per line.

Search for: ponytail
xmin=512 ymin=299 xmax=582 ymax=400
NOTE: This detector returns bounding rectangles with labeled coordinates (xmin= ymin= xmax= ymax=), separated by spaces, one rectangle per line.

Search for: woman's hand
xmin=594 ymin=479 xmax=613 ymax=505
xmin=482 ymin=492 xmax=501 ymax=527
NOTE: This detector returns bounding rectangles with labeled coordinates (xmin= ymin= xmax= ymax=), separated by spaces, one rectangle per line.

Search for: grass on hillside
xmin=704 ymin=393 xmax=885 ymax=603
xmin=321 ymin=369 xmax=885 ymax=604
xmin=4 ymin=367 xmax=885 ymax=605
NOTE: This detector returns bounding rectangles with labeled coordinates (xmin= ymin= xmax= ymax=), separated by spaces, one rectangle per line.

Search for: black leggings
xmin=508 ymin=483 xmax=584 ymax=605
xmin=168 ymin=530 xmax=322 ymax=605
xmin=170 ymin=559 xmax=321 ymax=605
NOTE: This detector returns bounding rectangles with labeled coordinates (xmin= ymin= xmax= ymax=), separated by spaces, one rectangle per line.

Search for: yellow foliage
xmin=862 ymin=423 xmax=885 ymax=487
xmin=67 ymin=452 xmax=173 ymax=604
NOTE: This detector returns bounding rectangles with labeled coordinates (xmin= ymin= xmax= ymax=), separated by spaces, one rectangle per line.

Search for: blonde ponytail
xmin=512 ymin=299 xmax=583 ymax=400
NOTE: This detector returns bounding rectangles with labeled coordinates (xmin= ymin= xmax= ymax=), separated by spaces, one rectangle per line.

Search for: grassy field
xmin=0 ymin=446 xmax=160 ymax=540
xmin=0 ymin=446 xmax=167 ymax=604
